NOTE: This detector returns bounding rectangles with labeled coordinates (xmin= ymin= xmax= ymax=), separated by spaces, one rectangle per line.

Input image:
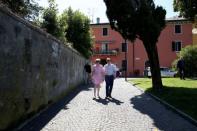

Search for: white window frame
xmin=102 ymin=27 xmax=108 ymax=36
xmin=174 ymin=41 xmax=182 ymax=52
xmin=101 ymin=42 xmax=108 ymax=52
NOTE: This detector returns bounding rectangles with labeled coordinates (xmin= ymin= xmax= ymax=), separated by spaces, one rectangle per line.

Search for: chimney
xmin=96 ymin=17 xmax=100 ymax=24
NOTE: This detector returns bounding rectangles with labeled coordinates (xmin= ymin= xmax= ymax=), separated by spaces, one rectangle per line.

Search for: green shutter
xmin=172 ymin=41 xmax=175 ymax=51
xmin=122 ymin=42 xmax=127 ymax=52
xmin=178 ymin=42 xmax=181 ymax=51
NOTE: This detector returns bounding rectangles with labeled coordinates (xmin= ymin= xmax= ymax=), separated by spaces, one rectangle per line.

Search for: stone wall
xmin=0 ymin=6 xmax=87 ymax=130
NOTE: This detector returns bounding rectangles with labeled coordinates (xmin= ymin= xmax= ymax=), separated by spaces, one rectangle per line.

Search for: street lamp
xmin=124 ymin=39 xmax=127 ymax=81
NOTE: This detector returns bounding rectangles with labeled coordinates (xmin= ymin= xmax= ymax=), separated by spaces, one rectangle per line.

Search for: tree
xmin=25 ymin=0 xmax=43 ymax=21
xmin=0 ymin=0 xmax=42 ymax=21
xmin=173 ymin=0 xmax=197 ymax=20
xmin=103 ymin=0 xmax=166 ymax=89
xmin=58 ymin=12 xmax=68 ymax=43
xmin=63 ymin=7 xmax=93 ymax=58
xmin=41 ymin=0 xmax=65 ymax=39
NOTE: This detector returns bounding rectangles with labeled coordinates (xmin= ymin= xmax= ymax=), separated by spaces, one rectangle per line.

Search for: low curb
xmin=129 ymin=82 xmax=197 ymax=127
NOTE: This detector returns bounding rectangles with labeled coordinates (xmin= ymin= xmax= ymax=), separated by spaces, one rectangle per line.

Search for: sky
xmin=38 ymin=0 xmax=179 ymax=23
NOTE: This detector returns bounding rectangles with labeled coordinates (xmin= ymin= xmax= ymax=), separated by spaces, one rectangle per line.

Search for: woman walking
xmin=91 ymin=58 xmax=105 ymax=99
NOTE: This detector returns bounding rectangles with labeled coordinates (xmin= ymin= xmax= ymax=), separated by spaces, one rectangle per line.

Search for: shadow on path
xmin=130 ymin=93 xmax=197 ymax=131
xmin=130 ymin=93 xmax=167 ymax=130
xmin=94 ymin=97 xmax=124 ymax=105
xmin=18 ymin=84 xmax=92 ymax=131
xmin=108 ymin=97 xmax=124 ymax=105
xmin=94 ymin=98 xmax=109 ymax=105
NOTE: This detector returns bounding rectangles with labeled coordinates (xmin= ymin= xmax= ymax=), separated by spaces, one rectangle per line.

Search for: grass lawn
xmin=129 ymin=78 xmax=197 ymax=120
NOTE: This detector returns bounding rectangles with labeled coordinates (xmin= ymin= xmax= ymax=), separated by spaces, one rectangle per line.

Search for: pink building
xmin=90 ymin=18 xmax=193 ymax=76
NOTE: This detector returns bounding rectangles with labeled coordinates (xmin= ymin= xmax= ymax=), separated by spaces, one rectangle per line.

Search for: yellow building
xmin=192 ymin=23 xmax=197 ymax=45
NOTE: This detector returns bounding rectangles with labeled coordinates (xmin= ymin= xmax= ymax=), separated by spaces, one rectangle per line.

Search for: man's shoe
xmin=107 ymin=95 xmax=112 ymax=100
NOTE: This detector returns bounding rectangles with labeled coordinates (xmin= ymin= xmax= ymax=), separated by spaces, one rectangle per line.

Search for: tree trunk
xmin=144 ymin=42 xmax=163 ymax=90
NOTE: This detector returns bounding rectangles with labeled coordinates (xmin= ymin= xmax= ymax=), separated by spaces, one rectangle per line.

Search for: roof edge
xmin=91 ymin=18 xmax=191 ymax=26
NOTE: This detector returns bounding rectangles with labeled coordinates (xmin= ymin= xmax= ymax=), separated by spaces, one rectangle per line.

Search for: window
xmin=103 ymin=28 xmax=108 ymax=36
xmin=122 ymin=42 xmax=127 ymax=52
xmin=172 ymin=41 xmax=181 ymax=52
xmin=122 ymin=60 xmax=127 ymax=71
xmin=175 ymin=25 xmax=181 ymax=34
xmin=101 ymin=43 xmax=108 ymax=52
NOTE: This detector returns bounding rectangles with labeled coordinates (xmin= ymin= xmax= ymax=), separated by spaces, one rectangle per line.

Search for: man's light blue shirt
xmin=104 ymin=63 xmax=116 ymax=76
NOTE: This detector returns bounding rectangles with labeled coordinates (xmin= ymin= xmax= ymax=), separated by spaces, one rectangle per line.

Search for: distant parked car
xmin=147 ymin=67 xmax=177 ymax=77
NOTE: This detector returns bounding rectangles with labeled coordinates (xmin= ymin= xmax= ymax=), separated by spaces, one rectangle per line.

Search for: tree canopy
xmin=104 ymin=0 xmax=166 ymax=44
xmin=41 ymin=0 xmax=64 ymax=39
xmin=41 ymin=4 xmax=93 ymax=58
xmin=63 ymin=7 xmax=93 ymax=58
xmin=0 ymin=0 xmax=42 ymax=20
xmin=173 ymin=0 xmax=197 ymax=20
xmin=104 ymin=0 xmax=166 ymax=89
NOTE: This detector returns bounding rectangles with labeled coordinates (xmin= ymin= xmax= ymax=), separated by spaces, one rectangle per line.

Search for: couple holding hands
xmin=92 ymin=58 xmax=116 ymax=100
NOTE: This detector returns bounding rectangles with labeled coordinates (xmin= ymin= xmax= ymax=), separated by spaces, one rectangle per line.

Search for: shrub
xmin=172 ymin=45 xmax=197 ymax=77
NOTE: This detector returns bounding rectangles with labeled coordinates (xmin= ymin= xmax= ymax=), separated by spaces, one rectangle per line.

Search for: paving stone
xmin=20 ymin=78 xmax=197 ymax=131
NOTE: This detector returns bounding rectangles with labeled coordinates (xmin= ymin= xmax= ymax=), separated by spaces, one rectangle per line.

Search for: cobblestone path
xmin=20 ymin=78 xmax=197 ymax=131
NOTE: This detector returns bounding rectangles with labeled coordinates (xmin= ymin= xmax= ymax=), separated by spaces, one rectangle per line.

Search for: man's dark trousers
xmin=105 ymin=75 xmax=114 ymax=97
xmin=179 ymin=68 xmax=185 ymax=79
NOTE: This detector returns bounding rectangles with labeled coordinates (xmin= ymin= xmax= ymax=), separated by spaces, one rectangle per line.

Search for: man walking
xmin=104 ymin=58 xmax=116 ymax=99
xmin=177 ymin=57 xmax=185 ymax=80
xmin=84 ymin=63 xmax=92 ymax=84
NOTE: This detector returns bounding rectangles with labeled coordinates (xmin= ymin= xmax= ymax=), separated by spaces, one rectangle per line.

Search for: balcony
xmin=93 ymin=48 xmax=119 ymax=55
